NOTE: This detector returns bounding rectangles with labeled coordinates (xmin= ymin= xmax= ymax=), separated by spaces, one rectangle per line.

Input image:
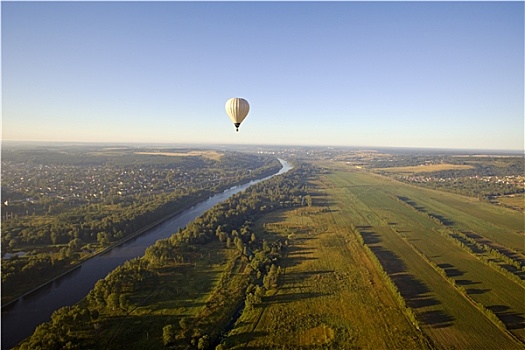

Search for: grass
xmin=224 ymin=203 xmax=430 ymax=349
xmin=497 ymin=194 xmax=525 ymax=211
xmin=322 ymin=166 xmax=524 ymax=348
xmin=81 ymin=239 xmax=248 ymax=349
xmin=134 ymin=150 xmax=223 ymax=161
xmin=376 ymin=163 xmax=474 ymax=173
xmin=397 ymin=185 xmax=524 ymax=252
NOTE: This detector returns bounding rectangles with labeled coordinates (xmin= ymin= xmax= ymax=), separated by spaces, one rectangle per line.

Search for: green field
xmin=376 ymin=163 xmax=474 ymax=173
xmin=225 ymin=164 xmax=524 ymax=349
xmin=65 ymin=239 xmax=250 ymax=350
xmin=498 ymin=194 xmax=525 ymax=212
xmin=224 ymin=205 xmax=430 ymax=349
xmin=321 ymin=166 xmax=524 ymax=348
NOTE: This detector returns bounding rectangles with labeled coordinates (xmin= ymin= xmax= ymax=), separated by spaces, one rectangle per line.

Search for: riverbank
xmin=12 ymin=159 xmax=297 ymax=350
xmin=2 ymin=159 xmax=291 ymax=350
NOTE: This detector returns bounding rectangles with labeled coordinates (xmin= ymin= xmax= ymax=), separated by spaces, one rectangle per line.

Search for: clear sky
xmin=2 ymin=1 xmax=524 ymax=151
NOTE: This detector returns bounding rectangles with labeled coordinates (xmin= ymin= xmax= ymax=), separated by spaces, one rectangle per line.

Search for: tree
xmin=107 ymin=293 xmax=120 ymax=311
xmin=197 ymin=334 xmax=210 ymax=350
xmin=215 ymin=225 xmax=223 ymax=237
xmin=59 ymin=247 xmax=71 ymax=260
xmin=244 ymin=293 xmax=255 ymax=312
xmin=162 ymin=324 xmax=177 ymax=346
xmin=179 ymin=317 xmax=189 ymax=331
xmin=97 ymin=232 xmax=110 ymax=246
xmin=119 ymin=294 xmax=130 ymax=311
xmin=68 ymin=238 xmax=83 ymax=252
xmin=234 ymin=236 xmax=244 ymax=253
xmin=305 ymin=195 xmax=312 ymax=206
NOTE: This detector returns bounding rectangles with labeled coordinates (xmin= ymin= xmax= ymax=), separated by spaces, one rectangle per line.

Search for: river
xmin=1 ymin=159 xmax=292 ymax=349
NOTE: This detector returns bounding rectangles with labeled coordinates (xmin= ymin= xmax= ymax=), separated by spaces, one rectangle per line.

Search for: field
xmin=134 ymin=150 xmax=223 ymax=160
xmin=224 ymin=163 xmax=524 ymax=349
xmin=224 ymin=205 xmax=430 ymax=349
xmin=325 ymin=168 xmax=523 ymax=347
xmin=376 ymin=163 xmax=474 ymax=173
xmin=76 ymin=239 xmax=250 ymax=350
xmin=498 ymin=194 xmax=525 ymax=211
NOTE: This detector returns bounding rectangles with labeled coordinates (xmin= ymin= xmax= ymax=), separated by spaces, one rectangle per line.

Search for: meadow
xmin=499 ymin=194 xmax=525 ymax=211
xmin=318 ymin=164 xmax=524 ymax=348
xmin=224 ymin=204 xmax=430 ymax=349
xmin=376 ymin=163 xmax=474 ymax=173
xmin=88 ymin=239 xmax=249 ymax=349
xmin=134 ymin=150 xmax=223 ymax=161
xmin=224 ymin=162 xmax=524 ymax=349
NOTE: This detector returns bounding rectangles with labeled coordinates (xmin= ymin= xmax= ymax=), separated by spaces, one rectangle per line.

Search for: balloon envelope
xmin=225 ymin=98 xmax=250 ymax=131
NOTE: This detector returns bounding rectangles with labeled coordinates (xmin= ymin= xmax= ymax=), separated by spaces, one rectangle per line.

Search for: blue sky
xmin=2 ymin=1 xmax=523 ymax=150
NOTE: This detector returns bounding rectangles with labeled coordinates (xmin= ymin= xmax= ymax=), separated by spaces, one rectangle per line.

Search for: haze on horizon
xmin=2 ymin=1 xmax=524 ymax=151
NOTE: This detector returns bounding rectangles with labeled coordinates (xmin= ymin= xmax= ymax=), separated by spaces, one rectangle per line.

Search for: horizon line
xmin=2 ymin=139 xmax=523 ymax=154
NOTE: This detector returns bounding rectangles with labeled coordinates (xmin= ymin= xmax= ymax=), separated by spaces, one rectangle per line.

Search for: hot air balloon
xmin=225 ymin=97 xmax=250 ymax=132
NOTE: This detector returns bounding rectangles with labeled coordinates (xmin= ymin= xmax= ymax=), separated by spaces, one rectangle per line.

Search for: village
xmin=401 ymin=173 xmax=525 ymax=187
xmin=2 ymin=158 xmax=250 ymax=220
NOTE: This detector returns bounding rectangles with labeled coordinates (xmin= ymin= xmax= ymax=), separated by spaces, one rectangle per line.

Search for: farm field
xmin=225 ymin=163 xmax=524 ymax=349
xmin=390 ymin=181 xmax=524 ymax=254
xmin=498 ymin=194 xmax=525 ymax=212
xmin=376 ymin=163 xmax=474 ymax=173
xmin=321 ymin=165 xmax=524 ymax=348
xmin=134 ymin=150 xmax=223 ymax=160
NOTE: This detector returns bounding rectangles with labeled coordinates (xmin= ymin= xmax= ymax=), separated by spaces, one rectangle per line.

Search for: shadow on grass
xmin=430 ymin=213 xmax=455 ymax=226
xmin=311 ymin=194 xmax=338 ymax=209
xmin=286 ymin=245 xmax=315 ymax=255
xmin=263 ymin=291 xmax=327 ymax=305
xmin=465 ymin=231 xmax=525 ymax=267
xmin=101 ymin=313 xmax=184 ymax=349
xmin=455 ymin=279 xmax=480 ymax=286
xmin=284 ymin=270 xmax=335 ymax=285
xmin=397 ymin=197 xmax=427 ymax=213
xmin=488 ymin=305 xmax=525 ymax=330
xmin=284 ymin=256 xmax=319 ymax=270
xmin=367 ymin=244 xmax=454 ymax=327
xmin=360 ymin=231 xmax=381 ymax=245
xmin=463 ymin=232 xmax=525 ymax=280
xmin=364 ymin=242 xmax=446 ymax=327
xmin=500 ymin=264 xmax=525 ymax=280
xmin=363 ymin=235 xmax=455 ymax=328
xmin=220 ymin=331 xmax=269 ymax=349
xmin=391 ymin=273 xmax=440 ymax=309
xmin=465 ymin=288 xmax=490 ymax=295
xmin=437 ymin=263 xmax=464 ymax=278
xmin=369 ymin=246 xmax=407 ymax=275
xmin=282 ymin=245 xmax=319 ymax=270
xmin=418 ymin=310 xmax=454 ymax=328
